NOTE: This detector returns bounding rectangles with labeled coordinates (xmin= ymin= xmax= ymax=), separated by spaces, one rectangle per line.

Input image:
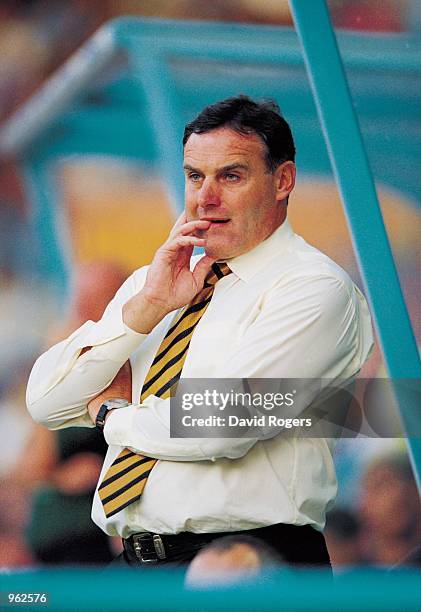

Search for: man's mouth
xmin=201 ymin=218 xmax=230 ymax=225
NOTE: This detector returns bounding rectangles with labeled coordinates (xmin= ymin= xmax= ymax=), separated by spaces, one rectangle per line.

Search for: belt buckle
xmin=132 ymin=533 xmax=167 ymax=563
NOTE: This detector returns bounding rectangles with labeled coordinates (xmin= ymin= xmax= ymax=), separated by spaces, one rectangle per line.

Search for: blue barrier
xmin=1 ymin=567 xmax=420 ymax=611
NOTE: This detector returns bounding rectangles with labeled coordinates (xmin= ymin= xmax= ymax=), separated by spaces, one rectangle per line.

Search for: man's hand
xmin=87 ymin=360 xmax=132 ymax=425
xmin=122 ymin=212 xmax=215 ymax=333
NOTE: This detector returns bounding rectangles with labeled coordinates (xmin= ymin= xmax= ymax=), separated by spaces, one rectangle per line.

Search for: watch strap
xmin=95 ymin=403 xmax=111 ymax=430
xmin=95 ymin=398 xmax=130 ymax=431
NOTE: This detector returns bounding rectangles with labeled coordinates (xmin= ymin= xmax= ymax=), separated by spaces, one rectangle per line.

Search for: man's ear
xmin=274 ymin=161 xmax=296 ymax=203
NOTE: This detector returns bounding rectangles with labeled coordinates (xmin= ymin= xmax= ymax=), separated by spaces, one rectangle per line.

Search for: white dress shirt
xmin=27 ymin=219 xmax=373 ymax=537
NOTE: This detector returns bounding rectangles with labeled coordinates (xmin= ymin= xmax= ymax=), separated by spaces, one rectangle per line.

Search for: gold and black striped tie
xmin=99 ymin=262 xmax=232 ymax=517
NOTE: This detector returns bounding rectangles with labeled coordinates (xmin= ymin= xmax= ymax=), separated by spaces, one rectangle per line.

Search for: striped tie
xmin=99 ymin=262 xmax=232 ymax=517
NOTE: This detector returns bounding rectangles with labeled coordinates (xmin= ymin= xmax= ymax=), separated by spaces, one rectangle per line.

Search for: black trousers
xmin=113 ymin=523 xmax=331 ymax=569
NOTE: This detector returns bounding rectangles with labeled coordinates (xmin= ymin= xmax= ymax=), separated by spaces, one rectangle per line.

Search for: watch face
xmin=96 ymin=398 xmax=130 ymax=430
xmin=104 ymin=398 xmax=130 ymax=408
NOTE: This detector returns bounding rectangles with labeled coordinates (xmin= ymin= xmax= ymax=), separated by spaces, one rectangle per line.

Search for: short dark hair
xmin=183 ymin=94 xmax=296 ymax=172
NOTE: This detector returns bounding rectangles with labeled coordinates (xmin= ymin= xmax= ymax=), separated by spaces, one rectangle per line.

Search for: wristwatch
xmin=95 ymin=398 xmax=130 ymax=431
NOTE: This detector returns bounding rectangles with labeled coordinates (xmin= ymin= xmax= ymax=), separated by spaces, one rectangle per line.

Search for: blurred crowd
xmin=0 ymin=261 xmax=128 ymax=567
xmin=0 ymin=0 xmax=420 ymax=574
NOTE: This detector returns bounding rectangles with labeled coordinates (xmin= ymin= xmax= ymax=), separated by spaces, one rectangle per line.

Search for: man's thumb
xmin=193 ymin=255 xmax=216 ymax=289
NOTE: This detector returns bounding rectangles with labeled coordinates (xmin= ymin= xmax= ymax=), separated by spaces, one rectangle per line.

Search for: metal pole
xmin=289 ymin=0 xmax=421 ymax=491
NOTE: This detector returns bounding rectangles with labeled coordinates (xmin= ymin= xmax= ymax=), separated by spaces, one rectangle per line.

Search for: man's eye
xmin=224 ymin=173 xmax=240 ymax=182
xmin=189 ymin=173 xmax=202 ymax=182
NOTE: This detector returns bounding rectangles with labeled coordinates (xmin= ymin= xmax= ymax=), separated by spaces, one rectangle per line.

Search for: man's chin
xmin=204 ymin=243 xmax=233 ymax=261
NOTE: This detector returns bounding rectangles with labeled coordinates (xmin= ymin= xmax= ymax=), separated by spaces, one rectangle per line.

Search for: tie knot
xmin=204 ymin=262 xmax=232 ymax=287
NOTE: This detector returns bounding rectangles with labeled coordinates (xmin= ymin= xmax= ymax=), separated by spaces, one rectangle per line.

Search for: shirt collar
xmin=223 ymin=218 xmax=294 ymax=283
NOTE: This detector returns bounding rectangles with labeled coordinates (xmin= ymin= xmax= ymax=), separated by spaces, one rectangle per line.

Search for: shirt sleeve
xmin=26 ymin=267 xmax=149 ymax=429
xmin=103 ymin=272 xmax=373 ymax=461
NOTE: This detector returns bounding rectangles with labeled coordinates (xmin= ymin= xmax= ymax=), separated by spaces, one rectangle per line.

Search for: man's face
xmin=183 ymin=127 xmax=294 ymax=260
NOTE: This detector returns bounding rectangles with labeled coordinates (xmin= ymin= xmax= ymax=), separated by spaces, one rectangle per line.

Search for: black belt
xmin=123 ymin=523 xmax=327 ymax=565
xmin=123 ymin=531 xmax=214 ymax=564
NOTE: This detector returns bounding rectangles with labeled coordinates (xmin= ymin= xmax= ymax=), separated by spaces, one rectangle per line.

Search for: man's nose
xmin=197 ymin=179 xmax=221 ymax=208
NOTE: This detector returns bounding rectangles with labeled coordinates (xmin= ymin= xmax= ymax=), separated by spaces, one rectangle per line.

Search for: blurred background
xmin=0 ymin=0 xmax=420 ymax=572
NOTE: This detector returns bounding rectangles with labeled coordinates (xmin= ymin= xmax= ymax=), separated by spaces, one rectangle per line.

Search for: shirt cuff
xmin=103 ymin=404 xmax=134 ymax=445
xmin=103 ymin=403 xmax=208 ymax=460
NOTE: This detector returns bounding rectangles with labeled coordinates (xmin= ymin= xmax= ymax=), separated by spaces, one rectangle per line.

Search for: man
xmin=27 ymin=95 xmax=373 ymax=568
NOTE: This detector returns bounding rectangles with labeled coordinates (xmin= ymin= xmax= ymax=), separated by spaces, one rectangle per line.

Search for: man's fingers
xmin=192 ymin=255 xmax=216 ymax=287
xmin=169 ymin=211 xmax=188 ymax=238
xmin=173 ymin=210 xmax=188 ymax=228
xmin=171 ymin=219 xmax=211 ymax=239
xmin=163 ymin=235 xmax=206 ymax=253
